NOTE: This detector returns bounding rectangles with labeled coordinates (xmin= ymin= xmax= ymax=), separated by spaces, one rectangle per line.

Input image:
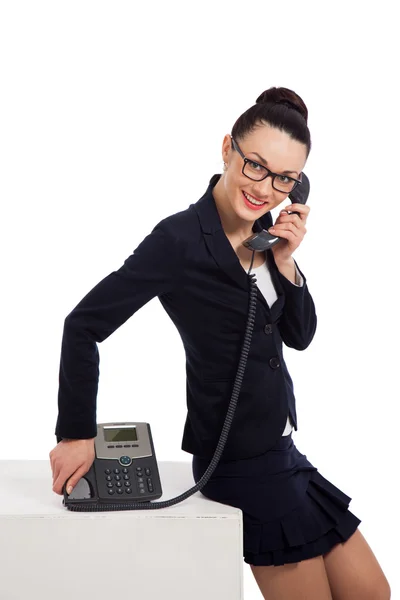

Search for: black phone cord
xmin=66 ymin=250 xmax=258 ymax=511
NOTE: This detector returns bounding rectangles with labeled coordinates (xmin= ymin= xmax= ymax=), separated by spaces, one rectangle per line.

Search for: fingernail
xmin=67 ymin=486 xmax=73 ymax=494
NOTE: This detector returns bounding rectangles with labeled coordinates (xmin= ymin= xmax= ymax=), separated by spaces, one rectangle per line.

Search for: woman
xmin=50 ymin=86 xmax=391 ymax=599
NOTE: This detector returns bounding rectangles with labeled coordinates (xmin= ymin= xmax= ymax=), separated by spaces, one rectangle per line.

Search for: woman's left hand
xmin=268 ymin=203 xmax=311 ymax=263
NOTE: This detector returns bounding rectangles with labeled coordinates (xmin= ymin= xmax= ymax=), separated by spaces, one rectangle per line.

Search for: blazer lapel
xmin=192 ymin=174 xmax=285 ymax=315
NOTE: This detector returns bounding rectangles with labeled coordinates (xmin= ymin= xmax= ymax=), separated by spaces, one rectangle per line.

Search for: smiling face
xmin=214 ymin=123 xmax=308 ymax=231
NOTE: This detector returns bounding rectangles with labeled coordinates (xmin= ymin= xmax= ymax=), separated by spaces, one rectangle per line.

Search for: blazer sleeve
xmin=293 ymin=263 xmax=304 ymax=287
xmin=275 ymin=259 xmax=317 ymax=351
xmin=55 ymin=222 xmax=184 ymax=442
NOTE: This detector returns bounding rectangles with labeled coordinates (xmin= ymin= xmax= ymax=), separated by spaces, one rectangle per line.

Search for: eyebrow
xmin=251 ymin=152 xmax=299 ymax=176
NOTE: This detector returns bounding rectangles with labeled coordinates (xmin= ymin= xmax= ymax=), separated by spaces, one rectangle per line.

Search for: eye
xmin=277 ymin=175 xmax=291 ymax=183
xmin=248 ymin=161 xmax=262 ymax=170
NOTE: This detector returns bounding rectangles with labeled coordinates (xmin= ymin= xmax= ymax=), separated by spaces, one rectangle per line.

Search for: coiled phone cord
xmin=67 ymin=250 xmax=258 ymax=511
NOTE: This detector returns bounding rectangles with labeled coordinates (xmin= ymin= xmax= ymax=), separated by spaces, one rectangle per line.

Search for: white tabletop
xmin=0 ymin=460 xmax=242 ymax=519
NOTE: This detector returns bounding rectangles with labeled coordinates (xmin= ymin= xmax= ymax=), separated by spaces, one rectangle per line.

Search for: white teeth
xmin=243 ymin=192 xmax=265 ymax=206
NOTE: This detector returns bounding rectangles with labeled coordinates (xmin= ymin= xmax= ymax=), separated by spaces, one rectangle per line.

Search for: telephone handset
xmin=243 ymin=171 xmax=310 ymax=252
xmin=62 ymin=171 xmax=311 ymax=512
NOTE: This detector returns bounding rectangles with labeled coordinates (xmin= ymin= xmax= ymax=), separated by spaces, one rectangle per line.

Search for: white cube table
xmin=0 ymin=460 xmax=243 ymax=600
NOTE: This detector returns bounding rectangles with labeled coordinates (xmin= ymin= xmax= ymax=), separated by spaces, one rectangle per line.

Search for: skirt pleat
xmin=192 ymin=433 xmax=362 ymax=567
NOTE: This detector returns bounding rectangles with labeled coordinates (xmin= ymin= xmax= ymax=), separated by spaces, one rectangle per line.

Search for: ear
xmin=221 ymin=134 xmax=233 ymax=165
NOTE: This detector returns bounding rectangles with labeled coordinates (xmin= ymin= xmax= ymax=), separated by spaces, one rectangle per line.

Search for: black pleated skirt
xmin=192 ymin=432 xmax=362 ymax=567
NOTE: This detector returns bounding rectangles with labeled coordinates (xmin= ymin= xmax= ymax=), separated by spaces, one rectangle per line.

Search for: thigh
xmin=250 ymin=555 xmax=333 ymax=600
xmin=323 ymin=528 xmax=391 ymax=600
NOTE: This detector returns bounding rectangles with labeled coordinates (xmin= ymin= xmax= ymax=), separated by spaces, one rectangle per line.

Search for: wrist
xmin=274 ymin=256 xmax=297 ymax=284
xmin=274 ymin=255 xmax=294 ymax=267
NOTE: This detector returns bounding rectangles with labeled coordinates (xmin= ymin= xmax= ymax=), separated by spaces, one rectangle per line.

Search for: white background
xmin=1 ymin=1 xmax=398 ymax=597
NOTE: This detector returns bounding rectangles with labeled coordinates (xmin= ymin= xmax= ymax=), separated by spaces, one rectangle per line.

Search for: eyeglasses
xmin=230 ymin=136 xmax=302 ymax=193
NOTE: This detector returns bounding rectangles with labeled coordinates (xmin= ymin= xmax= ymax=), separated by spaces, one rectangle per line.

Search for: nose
xmin=251 ymin=174 xmax=275 ymax=199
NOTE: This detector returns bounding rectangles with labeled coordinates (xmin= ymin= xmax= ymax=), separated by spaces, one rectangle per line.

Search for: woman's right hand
xmin=49 ymin=438 xmax=96 ymax=495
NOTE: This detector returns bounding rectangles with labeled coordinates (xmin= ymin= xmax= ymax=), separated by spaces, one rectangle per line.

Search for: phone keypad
xmin=102 ymin=464 xmax=155 ymax=496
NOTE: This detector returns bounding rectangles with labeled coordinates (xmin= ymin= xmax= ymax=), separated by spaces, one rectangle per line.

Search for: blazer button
xmin=264 ymin=324 xmax=272 ymax=335
xmin=269 ymin=357 xmax=280 ymax=369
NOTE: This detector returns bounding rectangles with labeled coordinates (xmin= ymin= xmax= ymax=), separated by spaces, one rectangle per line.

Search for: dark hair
xmin=231 ymin=86 xmax=311 ymax=159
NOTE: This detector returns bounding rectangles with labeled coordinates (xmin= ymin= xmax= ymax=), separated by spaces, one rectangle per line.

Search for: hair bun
xmin=256 ymin=87 xmax=308 ymax=122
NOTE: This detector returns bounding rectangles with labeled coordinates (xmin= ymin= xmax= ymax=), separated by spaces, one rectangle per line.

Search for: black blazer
xmin=55 ymin=173 xmax=317 ymax=460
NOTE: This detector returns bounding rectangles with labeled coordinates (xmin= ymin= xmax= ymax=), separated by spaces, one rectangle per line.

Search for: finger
xmin=51 ymin=459 xmax=60 ymax=485
xmin=52 ymin=462 xmax=81 ymax=495
xmin=269 ymin=224 xmax=303 ymax=241
xmin=285 ymin=204 xmax=310 ymax=219
xmin=285 ymin=202 xmax=309 ymax=211
xmin=64 ymin=463 xmax=91 ymax=496
xmin=52 ymin=468 xmax=70 ymax=495
xmin=278 ymin=212 xmax=302 ymax=229
xmin=268 ymin=228 xmax=293 ymax=242
xmin=273 ymin=220 xmax=303 ymax=235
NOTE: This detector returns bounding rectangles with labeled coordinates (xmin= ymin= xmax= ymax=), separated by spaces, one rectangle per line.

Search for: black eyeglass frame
xmin=230 ymin=136 xmax=303 ymax=192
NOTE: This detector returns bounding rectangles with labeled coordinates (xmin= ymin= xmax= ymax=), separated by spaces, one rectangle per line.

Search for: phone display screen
xmin=103 ymin=427 xmax=138 ymax=442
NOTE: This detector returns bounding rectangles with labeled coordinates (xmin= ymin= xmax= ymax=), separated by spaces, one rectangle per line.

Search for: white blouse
xmin=251 ymin=258 xmax=304 ymax=436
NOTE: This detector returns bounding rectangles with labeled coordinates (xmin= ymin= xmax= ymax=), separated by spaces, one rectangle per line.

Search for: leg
xmin=323 ymin=528 xmax=391 ymax=599
xmin=250 ymin=555 xmax=333 ymax=600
